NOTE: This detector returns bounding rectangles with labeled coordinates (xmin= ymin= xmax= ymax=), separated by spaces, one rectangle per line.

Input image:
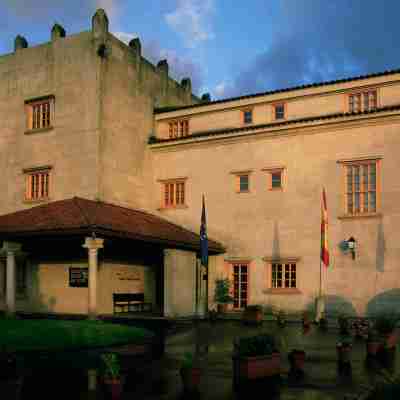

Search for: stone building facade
xmin=0 ymin=9 xmax=399 ymax=318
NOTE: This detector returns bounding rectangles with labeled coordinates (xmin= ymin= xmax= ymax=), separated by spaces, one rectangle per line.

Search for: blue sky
xmin=1 ymin=1 xmax=400 ymax=99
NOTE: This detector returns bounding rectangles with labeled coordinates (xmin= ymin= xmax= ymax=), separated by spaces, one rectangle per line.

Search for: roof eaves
xmin=154 ymin=68 xmax=400 ymax=114
xmin=150 ymin=104 xmax=400 ymax=145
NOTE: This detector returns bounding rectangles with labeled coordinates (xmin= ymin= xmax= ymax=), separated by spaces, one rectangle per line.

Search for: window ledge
xmin=265 ymin=288 xmax=302 ymax=295
xmin=236 ymin=190 xmax=251 ymax=194
xmin=338 ymin=213 xmax=382 ymax=220
xmin=158 ymin=205 xmax=188 ymax=211
xmin=24 ymin=126 xmax=54 ymax=135
xmin=23 ymin=197 xmax=51 ymax=204
xmin=268 ymin=187 xmax=283 ymax=191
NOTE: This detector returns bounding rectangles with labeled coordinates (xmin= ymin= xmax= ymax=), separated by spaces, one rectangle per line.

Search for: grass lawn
xmin=0 ymin=318 xmax=153 ymax=353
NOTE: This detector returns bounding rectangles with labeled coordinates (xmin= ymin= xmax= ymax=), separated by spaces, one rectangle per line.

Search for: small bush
xmin=234 ymin=334 xmax=276 ymax=357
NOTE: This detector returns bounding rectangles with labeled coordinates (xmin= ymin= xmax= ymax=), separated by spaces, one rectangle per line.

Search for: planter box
xmin=366 ymin=341 xmax=381 ymax=356
xmin=217 ymin=304 xmax=228 ymax=314
xmin=233 ymin=352 xmax=280 ymax=383
xmin=180 ymin=367 xmax=201 ymax=393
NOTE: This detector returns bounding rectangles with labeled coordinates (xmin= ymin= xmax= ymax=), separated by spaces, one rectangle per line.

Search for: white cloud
xmin=213 ymin=80 xmax=234 ymax=99
xmin=113 ymin=31 xmax=137 ymax=44
xmin=165 ymin=0 xmax=215 ymax=48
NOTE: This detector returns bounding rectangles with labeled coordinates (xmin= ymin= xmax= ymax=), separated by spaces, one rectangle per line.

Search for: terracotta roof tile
xmin=0 ymin=197 xmax=224 ymax=254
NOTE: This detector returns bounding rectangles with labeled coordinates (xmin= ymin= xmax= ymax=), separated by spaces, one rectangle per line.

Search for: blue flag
xmin=200 ymin=195 xmax=208 ymax=267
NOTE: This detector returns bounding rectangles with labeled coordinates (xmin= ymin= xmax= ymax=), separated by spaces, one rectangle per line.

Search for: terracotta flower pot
xmin=104 ymin=378 xmax=123 ymax=400
xmin=384 ymin=330 xmax=398 ymax=349
xmin=336 ymin=344 xmax=352 ymax=363
xmin=288 ymin=350 xmax=306 ymax=371
xmin=180 ymin=367 xmax=201 ymax=393
xmin=233 ymin=352 xmax=281 ymax=381
xmin=217 ymin=303 xmax=228 ymax=314
xmin=366 ymin=341 xmax=381 ymax=356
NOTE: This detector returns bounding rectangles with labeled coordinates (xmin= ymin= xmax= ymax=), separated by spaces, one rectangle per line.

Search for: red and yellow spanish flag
xmin=321 ymin=187 xmax=329 ymax=267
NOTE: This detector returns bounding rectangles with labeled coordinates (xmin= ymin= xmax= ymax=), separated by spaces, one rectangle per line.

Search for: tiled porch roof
xmin=0 ymin=197 xmax=225 ymax=254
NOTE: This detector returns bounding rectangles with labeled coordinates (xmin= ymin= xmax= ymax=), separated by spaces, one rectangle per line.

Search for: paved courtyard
xmin=124 ymin=319 xmax=396 ymax=399
xmin=18 ymin=319 xmax=397 ymax=399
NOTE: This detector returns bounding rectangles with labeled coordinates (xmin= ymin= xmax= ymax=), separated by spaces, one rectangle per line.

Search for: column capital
xmin=83 ymin=237 xmax=104 ymax=251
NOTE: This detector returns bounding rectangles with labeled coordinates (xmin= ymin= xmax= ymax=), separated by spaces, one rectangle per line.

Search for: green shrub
xmin=375 ymin=316 xmax=396 ymax=335
xmin=214 ymin=278 xmax=234 ymax=304
xmin=234 ymin=334 xmax=276 ymax=357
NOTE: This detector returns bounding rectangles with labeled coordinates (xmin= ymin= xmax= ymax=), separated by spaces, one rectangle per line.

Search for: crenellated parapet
xmin=14 ymin=35 xmax=28 ymax=51
xmin=51 ymin=23 xmax=66 ymax=41
xmin=92 ymin=8 xmax=109 ymax=42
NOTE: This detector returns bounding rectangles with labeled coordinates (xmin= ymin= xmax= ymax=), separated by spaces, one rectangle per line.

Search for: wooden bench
xmin=113 ymin=293 xmax=152 ymax=314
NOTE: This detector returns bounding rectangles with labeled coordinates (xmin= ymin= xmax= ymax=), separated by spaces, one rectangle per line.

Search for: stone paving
xmin=122 ymin=319 xmax=397 ymax=399
xmin=18 ymin=319 xmax=398 ymax=399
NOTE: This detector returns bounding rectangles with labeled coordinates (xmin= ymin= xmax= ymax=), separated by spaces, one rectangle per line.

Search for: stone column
xmin=83 ymin=237 xmax=104 ymax=319
xmin=1 ymin=242 xmax=22 ymax=316
xmin=163 ymin=249 xmax=197 ymax=317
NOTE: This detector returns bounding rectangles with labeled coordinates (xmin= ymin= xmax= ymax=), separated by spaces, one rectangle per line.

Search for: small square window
xmin=274 ymin=104 xmax=285 ymax=120
xmin=239 ymin=175 xmax=249 ymax=192
xmin=271 ymin=171 xmax=282 ymax=189
xmin=263 ymin=167 xmax=285 ymax=190
xmin=243 ymin=110 xmax=253 ymax=124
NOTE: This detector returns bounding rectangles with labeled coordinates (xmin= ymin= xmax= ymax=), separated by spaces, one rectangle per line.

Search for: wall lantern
xmin=347 ymin=237 xmax=356 ymax=260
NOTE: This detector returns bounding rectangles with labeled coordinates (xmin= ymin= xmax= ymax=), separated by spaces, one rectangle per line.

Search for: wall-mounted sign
xmin=69 ymin=267 xmax=88 ymax=287
xmin=115 ymin=270 xmax=141 ymax=281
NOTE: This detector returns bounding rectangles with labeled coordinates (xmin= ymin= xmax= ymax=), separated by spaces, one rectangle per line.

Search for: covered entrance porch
xmin=0 ymin=197 xmax=224 ymax=319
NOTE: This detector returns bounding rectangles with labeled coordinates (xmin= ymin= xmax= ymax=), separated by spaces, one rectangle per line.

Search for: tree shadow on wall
xmin=366 ymin=289 xmax=400 ymax=317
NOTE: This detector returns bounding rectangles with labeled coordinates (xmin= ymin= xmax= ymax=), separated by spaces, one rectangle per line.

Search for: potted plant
xmin=366 ymin=329 xmax=382 ymax=357
xmin=352 ymin=318 xmax=370 ymax=339
xmin=287 ymin=329 xmax=306 ymax=382
xmin=319 ymin=313 xmax=328 ymax=331
xmin=336 ymin=335 xmax=352 ymax=376
xmin=214 ymin=278 xmax=234 ymax=314
xmin=375 ymin=316 xmax=398 ymax=349
xmin=338 ymin=313 xmax=350 ymax=335
xmin=209 ymin=308 xmax=218 ymax=323
xmin=276 ymin=310 xmax=286 ymax=328
xmin=232 ymin=333 xmax=280 ymax=389
xmin=302 ymin=311 xmax=311 ymax=331
xmin=242 ymin=305 xmax=263 ymax=326
xmin=100 ymin=353 xmax=124 ymax=400
xmin=180 ymin=352 xmax=201 ymax=394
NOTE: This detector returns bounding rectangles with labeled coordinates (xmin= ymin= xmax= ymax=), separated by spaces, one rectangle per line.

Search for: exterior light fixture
xmin=347 ymin=237 xmax=356 ymax=260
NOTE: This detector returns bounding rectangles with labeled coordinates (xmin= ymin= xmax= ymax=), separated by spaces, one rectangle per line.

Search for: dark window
xmin=274 ymin=104 xmax=285 ymax=120
xmin=243 ymin=110 xmax=253 ymax=124
xmin=271 ymin=171 xmax=282 ymax=189
xmin=69 ymin=267 xmax=88 ymax=287
xmin=239 ymin=175 xmax=249 ymax=192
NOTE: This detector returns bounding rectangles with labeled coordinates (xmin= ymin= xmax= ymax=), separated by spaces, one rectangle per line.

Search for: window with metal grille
xmin=345 ymin=161 xmax=378 ymax=215
xmin=163 ymin=180 xmax=186 ymax=207
xmin=169 ymin=119 xmax=189 ymax=138
xmin=271 ymin=263 xmax=296 ymax=288
xmin=274 ymin=103 xmax=285 ymax=120
xmin=26 ymin=97 xmax=53 ymax=131
xmin=349 ymin=90 xmax=377 ymax=113
xmin=25 ymin=170 xmax=50 ymax=201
